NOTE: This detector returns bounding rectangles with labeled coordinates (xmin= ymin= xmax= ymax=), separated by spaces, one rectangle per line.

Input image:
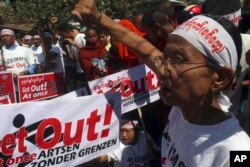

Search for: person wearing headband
xmin=201 ymin=0 xmax=250 ymax=130
xmin=96 ymin=119 xmax=159 ymax=167
xmin=0 ymin=29 xmax=36 ymax=79
xmin=72 ymin=0 xmax=250 ymax=166
xmin=31 ymin=35 xmax=46 ymax=73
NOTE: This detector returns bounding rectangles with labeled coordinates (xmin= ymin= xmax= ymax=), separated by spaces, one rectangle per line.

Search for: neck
xmin=180 ymin=95 xmax=231 ymax=125
xmin=5 ymin=42 xmax=15 ymax=49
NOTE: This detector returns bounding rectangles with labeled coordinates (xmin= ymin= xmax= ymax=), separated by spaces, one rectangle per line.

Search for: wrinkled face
xmin=120 ymin=128 xmax=136 ymax=145
xmin=158 ymin=35 xmax=217 ymax=108
xmin=1 ymin=34 xmax=15 ymax=47
xmin=86 ymin=29 xmax=98 ymax=46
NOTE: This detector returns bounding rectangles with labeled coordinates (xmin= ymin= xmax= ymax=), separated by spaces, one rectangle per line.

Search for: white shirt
xmin=161 ymin=107 xmax=250 ymax=167
xmin=2 ymin=43 xmax=35 ymax=75
xmin=30 ymin=45 xmax=46 ymax=65
xmin=108 ymin=131 xmax=158 ymax=167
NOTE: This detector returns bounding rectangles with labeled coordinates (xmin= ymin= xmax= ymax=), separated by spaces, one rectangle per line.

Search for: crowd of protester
xmin=1 ymin=0 xmax=250 ymax=166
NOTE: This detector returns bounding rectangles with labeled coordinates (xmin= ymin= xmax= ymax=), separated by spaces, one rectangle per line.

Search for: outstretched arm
xmin=72 ymin=0 xmax=164 ymax=75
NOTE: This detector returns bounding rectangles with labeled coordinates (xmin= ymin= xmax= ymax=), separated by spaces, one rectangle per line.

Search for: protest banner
xmin=0 ymin=92 xmax=121 ymax=167
xmin=0 ymin=71 xmax=16 ymax=103
xmin=0 ymin=95 xmax=11 ymax=105
xmin=55 ymin=87 xmax=88 ymax=100
xmin=88 ymin=64 xmax=160 ymax=113
xmin=18 ymin=72 xmax=64 ymax=102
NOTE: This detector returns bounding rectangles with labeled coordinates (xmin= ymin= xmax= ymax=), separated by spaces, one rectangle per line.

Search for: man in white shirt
xmin=1 ymin=29 xmax=36 ymax=80
xmin=56 ymin=23 xmax=86 ymax=90
xmin=30 ymin=35 xmax=46 ymax=73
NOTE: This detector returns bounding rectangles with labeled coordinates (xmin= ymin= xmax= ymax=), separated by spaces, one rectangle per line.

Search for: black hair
xmin=177 ymin=10 xmax=198 ymax=25
xmin=56 ymin=23 xmax=76 ymax=32
xmin=238 ymin=7 xmax=250 ymax=33
xmin=85 ymin=26 xmax=97 ymax=34
xmin=201 ymin=0 xmax=241 ymax=15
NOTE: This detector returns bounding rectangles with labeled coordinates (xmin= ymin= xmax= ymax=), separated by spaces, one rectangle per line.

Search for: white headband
xmin=24 ymin=35 xmax=32 ymax=40
xmin=121 ymin=120 xmax=138 ymax=129
xmin=1 ymin=29 xmax=14 ymax=36
xmin=171 ymin=15 xmax=238 ymax=72
xmin=223 ymin=9 xmax=241 ymax=27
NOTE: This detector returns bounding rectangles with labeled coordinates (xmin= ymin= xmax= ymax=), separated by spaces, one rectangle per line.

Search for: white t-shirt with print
xmin=2 ymin=44 xmax=35 ymax=75
xmin=161 ymin=106 xmax=250 ymax=167
xmin=108 ymin=131 xmax=158 ymax=167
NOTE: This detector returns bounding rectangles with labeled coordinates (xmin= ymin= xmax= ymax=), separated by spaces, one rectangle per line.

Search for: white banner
xmin=88 ymin=64 xmax=160 ymax=113
xmin=55 ymin=87 xmax=88 ymax=100
xmin=0 ymin=92 xmax=121 ymax=167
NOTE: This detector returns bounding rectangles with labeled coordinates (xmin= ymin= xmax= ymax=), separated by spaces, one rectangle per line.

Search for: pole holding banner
xmin=0 ymin=49 xmax=6 ymax=71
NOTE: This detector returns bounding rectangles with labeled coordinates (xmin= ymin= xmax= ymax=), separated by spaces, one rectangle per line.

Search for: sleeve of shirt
xmin=107 ymin=142 xmax=125 ymax=162
xmin=75 ymin=34 xmax=86 ymax=48
xmin=25 ymin=48 xmax=36 ymax=65
xmin=26 ymin=64 xmax=36 ymax=74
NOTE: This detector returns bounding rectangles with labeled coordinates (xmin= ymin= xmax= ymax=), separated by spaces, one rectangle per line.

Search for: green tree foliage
xmin=96 ymin=0 xmax=137 ymax=19
xmin=0 ymin=0 xmax=138 ymax=31
xmin=0 ymin=0 xmax=201 ymax=32
xmin=0 ymin=0 xmax=75 ymax=30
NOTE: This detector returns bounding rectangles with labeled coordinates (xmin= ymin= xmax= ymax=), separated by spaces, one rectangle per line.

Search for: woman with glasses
xmin=72 ymin=0 xmax=250 ymax=166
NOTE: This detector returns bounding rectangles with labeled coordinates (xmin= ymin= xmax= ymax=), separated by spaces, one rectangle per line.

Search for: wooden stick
xmin=137 ymin=107 xmax=147 ymax=133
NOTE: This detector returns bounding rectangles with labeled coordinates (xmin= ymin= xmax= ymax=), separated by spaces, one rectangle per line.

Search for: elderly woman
xmin=72 ymin=0 xmax=250 ymax=166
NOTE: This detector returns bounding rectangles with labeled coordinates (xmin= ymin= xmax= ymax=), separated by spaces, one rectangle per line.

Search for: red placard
xmin=18 ymin=72 xmax=64 ymax=102
xmin=0 ymin=71 xmax=16 ymax=103
xmin=0 ymin=95 xmax=11 ymax=104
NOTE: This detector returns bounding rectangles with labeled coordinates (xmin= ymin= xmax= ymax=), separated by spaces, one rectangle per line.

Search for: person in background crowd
xmin=132 ymin=10 xmax=144 ymax=32
xmin=140 ymin=7 xmax=176 ymax=146
xmin=0 ymin=29 xmax=36 ymax=80
xmin=43 ymin=32 xmax=64 ymax=74
xmin=176 ymin=4 xmax=201 ymax=24
xmin=79 ymin=26 xmax=108 ymax=82
xmin=97 ymin=119 xmax=160 ymax=167
xmin=30 ymin=35 xmax=46 ymax=73
xmin=23 ymin=34 xmax=33 ymax=48
xmin=201 ymin=0 xmax=250 ymax=129
xmin=72 ymin=1 xmax=250 ymax=167
xmin=117 ymin=19 xmax=144 ymax=69
xmin=15 ymin=35 xmax=23 ymax=46
xmin=56 ymin=23 xmax=86 ymax=90
xmin=141 ymin=8 xmax=175 ymax=51
xmin=98 ymin=29 xmax=111 ymax=51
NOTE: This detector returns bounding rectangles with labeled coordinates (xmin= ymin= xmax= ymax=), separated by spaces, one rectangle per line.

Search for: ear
xmin=211 ymin=67 xmax=234 ymax=93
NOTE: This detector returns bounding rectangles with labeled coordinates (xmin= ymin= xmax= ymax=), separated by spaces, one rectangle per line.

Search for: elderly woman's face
xmin=158 ymin=35 xmax=217 ymax=107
